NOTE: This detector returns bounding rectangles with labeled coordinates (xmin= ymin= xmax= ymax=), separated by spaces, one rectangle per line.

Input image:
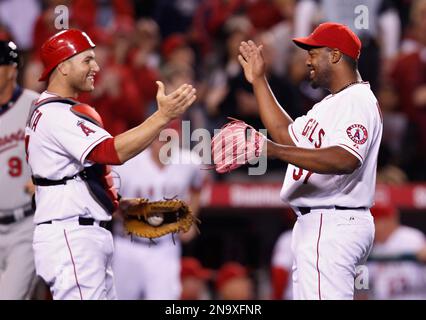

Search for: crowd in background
xmin=1 ymin=0 xmax=426 ymax=300
xmin=1 ymin=0 xmax=425 ymax=182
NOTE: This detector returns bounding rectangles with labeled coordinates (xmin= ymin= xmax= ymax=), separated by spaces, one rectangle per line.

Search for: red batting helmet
xmin=39 ymin=29 xmax=96 ymax=81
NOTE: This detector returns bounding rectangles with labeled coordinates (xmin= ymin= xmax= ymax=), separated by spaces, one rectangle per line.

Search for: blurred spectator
xmin=208 ymin=15 xmax=304 ymax=133
xmin=390 ymin=0 xmax=426 ymax=180
xmin=131 ymin=18 xmax=161 ymax=70
xmin=376 ymin=83 xmax=408 ymax=185
xmin=32 ymin=0 xmax=65 ymax=57
xmin=22 ymin=58 xmax=45 ymax=93
xmin=367 ymin=205 xmax=426 ymax=299
xmin=0 ymin=25 xmax=11 ymax=40
xmin=88 ymin=64 xmax=142 ymax=135
xmin=132 ymin=0 xmax=157 ymax=19
xmin=204 ymin=15 xmax=256 ymax=130
xmin=161 ymin=33 xmax=195 ymax=68
xmin=33 ymin=0 xmax=134 ymax=58
xmin=254 ymin=31 xmax=304 ymax=119
xmin=270 ymin=229 xmax=294 ymax=300
xmin=26 ymin=0 xmax=72 ymax=93
xmin=153 ymin=0 xmax=201 ymax=38
xmin=264 ymin=0 xmax=296 ymax=77
xmin=151 ymin=62 xmax=206 ymax=135
xmin=400 ymin=0 xmax=426 ymax=54
xmin=245 ymin=0 xmax=283 ymax=30
xmin=0 ymin=0 xmax=40 ymax=50
xmin=204 ymin=14 xmax=309 ymax=174
xmin=129 ymin=18 xmax=161 ymax=118
xmin=71 ymin=0 xmax=134 ymax=30
xmin=160 ymin=63 xmax=195 ymax=94
xmin=180 ymin=257 xmax=212 ymax=300
xmin=109 ymin=15 xmax=136 ymax=64
xmin=215 ymin=262 xmax=255 ymax=300
xmin=294 ymin=0 xmax=401 ymax=91
xmin=392 ymin=0 xmax=417 ymax=32
xmin=191 ymin=0 xmax=245 ymax=56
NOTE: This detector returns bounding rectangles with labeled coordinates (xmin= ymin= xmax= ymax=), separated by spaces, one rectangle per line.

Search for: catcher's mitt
xmin=123 ymin=198 xmax=199 ymax=239
xmin=211 ymin=118 xmax=266 ymax=173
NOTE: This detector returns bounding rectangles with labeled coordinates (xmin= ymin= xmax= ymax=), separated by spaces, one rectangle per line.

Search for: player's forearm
xmin=189 ymin=190 xmax=202 ymax=217
xmin=267 ymin=141 xmax=360 ymax=174
xmin=252 ymin=77 xmax=295 ymax=146
xmin=114 ymin=111 xmax=170 ymax=163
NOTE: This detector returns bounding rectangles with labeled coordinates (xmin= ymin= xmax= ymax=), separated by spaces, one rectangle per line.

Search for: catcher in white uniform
xmin=112 ymin=135 xmax=207 ymax=300
xmin=25 ymin=29 xmax=196 ymax=300
xmin=0 ymin=40 xmax=39 ymax=299
xmin=230 ymin=22 xmax=383 ymax=299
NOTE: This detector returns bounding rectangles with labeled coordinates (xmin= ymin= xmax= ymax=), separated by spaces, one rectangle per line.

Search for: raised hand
xmin=238 ymin=40 xmax=266 ymax=84
xmin=156 ymin=81 xmax=197 ymax=121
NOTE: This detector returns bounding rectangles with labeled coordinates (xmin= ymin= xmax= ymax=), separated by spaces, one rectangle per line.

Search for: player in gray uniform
xmin=0 ymin=40 xmax=40 ymax=299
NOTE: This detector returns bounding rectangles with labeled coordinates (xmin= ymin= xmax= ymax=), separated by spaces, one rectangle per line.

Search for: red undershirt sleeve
xmin=86 ymin=137 xmax=122 ymax=165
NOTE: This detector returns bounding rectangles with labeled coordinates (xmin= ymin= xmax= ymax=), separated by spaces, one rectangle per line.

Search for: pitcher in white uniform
xmin=238 ymin=22 xmax=382 ymax=299
xmin=25 ymin=29 xmax=196 ymax=300
xmin=0 ymin=40 xmax=39 ymax=299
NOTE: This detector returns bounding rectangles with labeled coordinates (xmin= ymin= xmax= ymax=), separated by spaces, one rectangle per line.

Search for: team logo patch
xmin=77 ymin=120 xmax=96 ymax=136
xmin=346 ymin=124 xmax=368 ymax=145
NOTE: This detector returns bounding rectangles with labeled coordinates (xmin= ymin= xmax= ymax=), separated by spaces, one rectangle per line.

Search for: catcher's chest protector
xmin=28 ymin=98 xmax=119 ymax=214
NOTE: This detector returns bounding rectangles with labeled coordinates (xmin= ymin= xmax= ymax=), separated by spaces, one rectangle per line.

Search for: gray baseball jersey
xmin=0 ymin=87 xmax=39 ymax=299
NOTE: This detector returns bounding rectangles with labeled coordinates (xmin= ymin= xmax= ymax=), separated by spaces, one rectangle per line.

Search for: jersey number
xmin=293 ymin=167 xmax=313 ymax=184
xmin=8 ymin=157 xmax=22 ymax=177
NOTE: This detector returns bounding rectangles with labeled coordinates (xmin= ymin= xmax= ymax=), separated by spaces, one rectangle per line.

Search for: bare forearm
xmin=252 ymin=77 xmax=294 ymax=145
xmin=267 ymin=141 xmax=359 ymax=174
xmin=189 ymin=191 xmax=201 ymax=218
xmin=114 ymin=111 xmax=169 ymax=163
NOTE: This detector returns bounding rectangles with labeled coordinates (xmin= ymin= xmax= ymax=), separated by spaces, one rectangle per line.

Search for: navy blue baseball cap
xmin=0 ymin=40 xmax=19 ymax=65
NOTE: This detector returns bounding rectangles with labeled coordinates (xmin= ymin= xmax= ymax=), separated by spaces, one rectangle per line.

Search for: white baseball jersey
xmin=282 ymin=82 xmax=383 ymax=209
xmin=0 ymin=87 xmax=39 ymax=210
xmin=271 ymin=230 xmax=294 ymax=300
xmin=25 ymin=91 xmax=113 ymax=223
xmin=28 ymin=91 xmax=116 ymax=300
xmin=112 ymin=147 xmax=206 ymax=300
xmin=281 ymin=82 xmax=379 ymax=300
xmin=368 ymin=226 xmax=426 ymax=300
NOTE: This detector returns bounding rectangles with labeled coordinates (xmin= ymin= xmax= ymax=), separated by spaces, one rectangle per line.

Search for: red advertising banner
xmin=200 ymin=183 xmax=426 ymax=209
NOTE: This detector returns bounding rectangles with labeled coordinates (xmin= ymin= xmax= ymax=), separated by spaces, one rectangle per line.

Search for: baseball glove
xmin=211 ymin=118 xmax=266 ymax=173
xmin=123 ymin=198 xmax=199 ymax=239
